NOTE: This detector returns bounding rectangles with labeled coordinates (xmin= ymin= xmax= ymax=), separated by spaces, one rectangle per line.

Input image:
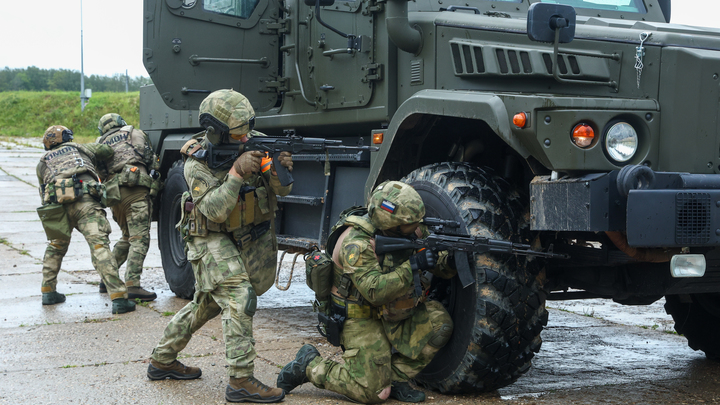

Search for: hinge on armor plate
xmin=363 ymin=0 xmax=385 ymax=15
xmin=361 ymin=63 xmax=383 ymax=83
xmin=259 ymin=77 xmax=289 ymax=93
xmin=260 ymin=19 xmax=290 ymax=35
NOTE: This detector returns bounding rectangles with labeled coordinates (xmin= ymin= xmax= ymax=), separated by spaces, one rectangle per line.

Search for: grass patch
xmin=134 ymin=298 xmax=150 ymax=307
xmin=61 ymin=365 xmax=78 ymax=369
xmin=162 ymin=311 xmax=176 ymax=317
xmin=0 ymin=91 xmax=141 ymax=141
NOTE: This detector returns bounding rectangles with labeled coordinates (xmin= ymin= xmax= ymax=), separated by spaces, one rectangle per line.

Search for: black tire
xmin=664 ymin=293 xmax=720 ymax=361
xmin=158 ymin=161 xmax=195 ymax=299
xmin=402 ymin=162 xmax=547 ymax=393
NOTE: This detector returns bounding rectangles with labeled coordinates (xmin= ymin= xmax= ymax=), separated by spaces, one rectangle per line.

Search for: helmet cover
xmin=43 ymin=125 xmax=74 ymax=150
xmin=97 ymin=113 xmax=127 ymax=135
xmin=368 ymin=181 xmax=425 ymax=230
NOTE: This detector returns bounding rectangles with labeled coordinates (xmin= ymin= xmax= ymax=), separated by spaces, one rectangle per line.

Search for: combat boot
xmin=147 ymin=359 xmax=202 ymax=380
xmin=127 ymin=286 xmax=157 ymax=302
xmin=42 ymin=291 xmax=66 ymax=305
xmin=276 ymin=344 xmax=320 ymax=392
xmin=226 ymin=376 xmax=285 ymax=403
xmin=112 ymin=298 xmax=136 ymax=314
xmin=98 ymin=281 xmax=107 ymax=293
xmin=390 ymin=381 xmax=426 ymax=403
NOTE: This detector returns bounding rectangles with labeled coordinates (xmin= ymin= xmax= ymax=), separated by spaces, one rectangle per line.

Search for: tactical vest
xmin=331 ymin=213 xmax=423 ymax=323
xmin=98 ymin=125 xmax=154 ymax=174
xmin=41 ymin=142 xmax=98 ymax=185
xmin=179 ymin=137 xmax=277 ymax=244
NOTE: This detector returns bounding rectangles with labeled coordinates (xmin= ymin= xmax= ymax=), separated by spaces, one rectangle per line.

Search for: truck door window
xmin=540 ymin=0 xmax=646 ymax=13
xmin=204 ymin=0 xmax=260 ymax=19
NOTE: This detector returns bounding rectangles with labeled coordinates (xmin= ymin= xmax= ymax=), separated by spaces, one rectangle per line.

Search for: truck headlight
xmin=605 ymin=122 xmax=638 ymax=163
xmin=670 ymin=254 xmax=706 ymax=278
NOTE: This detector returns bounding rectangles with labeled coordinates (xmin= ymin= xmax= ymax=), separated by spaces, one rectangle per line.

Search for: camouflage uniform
xmin=304 ymin=182 xmax=456 ymax=403
xmin=151 ymin=132 xmax=292 ymax=378
xmin=37 ymin=141 xmax=128 ymax=301
xmin=97 ymin=121 xmax=158 ymax=288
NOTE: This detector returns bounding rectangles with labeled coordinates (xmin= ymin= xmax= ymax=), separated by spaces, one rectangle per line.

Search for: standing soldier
xmin=36 ymin=125 xmax=136 ymax=314
xmin=96 ymin=113 xmax=160 ymax=301
xmin=277 ymin=181 xmax=456 ymax=403
xmin=147 ymin=89 xmax=293 ymax=403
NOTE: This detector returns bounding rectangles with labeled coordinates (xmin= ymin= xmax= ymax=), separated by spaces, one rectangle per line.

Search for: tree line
xmin=0 ymin=67 xmax=152 ymax=92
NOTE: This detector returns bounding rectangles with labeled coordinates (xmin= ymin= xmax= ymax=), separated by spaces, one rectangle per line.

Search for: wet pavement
xmin=1 ymin=138 xmax=719 ymax=404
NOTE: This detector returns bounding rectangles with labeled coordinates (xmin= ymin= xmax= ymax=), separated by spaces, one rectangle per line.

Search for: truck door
xmin=143 ymin=0 xmax=282 ymax=111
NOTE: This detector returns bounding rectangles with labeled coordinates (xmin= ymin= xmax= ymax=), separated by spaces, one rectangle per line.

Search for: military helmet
xmin=42 ymin=125 xmax=74 ymax=150
xmin=97 ymin=113 xmax=127 ymax=135
xmin=198 ymin=89 xmax=255 ymax=144
xmin=367 ymin=181 xmax=425 ymax=230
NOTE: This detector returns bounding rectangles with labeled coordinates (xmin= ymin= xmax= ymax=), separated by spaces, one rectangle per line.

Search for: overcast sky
xmin=0 ymin=0 xmax=718 ymax=79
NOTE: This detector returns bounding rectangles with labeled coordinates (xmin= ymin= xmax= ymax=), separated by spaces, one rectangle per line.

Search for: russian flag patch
xmin=381 ymin=199 xmax=396 ymax=213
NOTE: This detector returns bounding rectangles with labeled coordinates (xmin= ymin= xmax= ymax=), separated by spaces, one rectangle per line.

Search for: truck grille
xmin=675 ymin=192 xmax=711 ymax=245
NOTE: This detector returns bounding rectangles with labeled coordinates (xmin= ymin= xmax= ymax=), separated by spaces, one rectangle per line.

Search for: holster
xmin=317 ymin=300 xmax=346 ymax=347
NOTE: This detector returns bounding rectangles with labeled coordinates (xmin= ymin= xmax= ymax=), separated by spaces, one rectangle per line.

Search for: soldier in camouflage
xmin=36 ymin=125 xmax=136 ymax=314
xmin=96 ymin=113 xmax=160 ymax=301
xmin=277 ymin=181 xmax=456 ymax=403
xmin=147 ymin=89 xmax=292 ymax=403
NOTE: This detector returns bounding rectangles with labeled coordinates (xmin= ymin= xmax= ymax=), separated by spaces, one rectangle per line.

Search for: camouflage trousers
xmin=307 ymin=300 xmax=452 ymax=404
xmin=151 ymin=273 xmax=258 ymax=378
xmin=41 ymin=196 xmax=127 ymax=300
xmin=110 ymin=186 xmax=151 ymax=287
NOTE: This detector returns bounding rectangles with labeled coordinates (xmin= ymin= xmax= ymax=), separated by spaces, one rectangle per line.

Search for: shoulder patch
xmin=344 ymin=243 xmax=362 ymax=267
xmin=190 ymin=177 xmax=210 ymax=198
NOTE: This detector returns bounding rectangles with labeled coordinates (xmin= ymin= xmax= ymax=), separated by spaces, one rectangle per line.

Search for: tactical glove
xmin=408 ymin=248 xmax=438 ymax=271
xmin=233 ymin=150 xmax=265 ymax=178
xmin=276 ymin=151 xmax=293 ymax=172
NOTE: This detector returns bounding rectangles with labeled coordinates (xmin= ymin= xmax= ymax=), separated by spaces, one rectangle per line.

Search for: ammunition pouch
xmin=37 ymin=203 xmax=72 ymax=241
xmin=42 ymin=177 xmax=84 ymax=205
xmin=305 ymin=247 xmax=334 ymax=300
xmin=317 ymin=300 xmax=347 ymax=347
xmin=177 ymin=191 xmax=198 ymax=242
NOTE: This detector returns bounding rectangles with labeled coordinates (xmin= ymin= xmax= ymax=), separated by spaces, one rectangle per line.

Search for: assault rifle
xmin=375 ymin=219 xmax=568 ymax=288
xmin=192 ymin=133 xmax=378 ymax=186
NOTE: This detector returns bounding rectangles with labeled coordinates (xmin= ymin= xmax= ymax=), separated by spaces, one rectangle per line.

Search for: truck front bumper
xmin=531 ymin=168 xmax=720 ymax=247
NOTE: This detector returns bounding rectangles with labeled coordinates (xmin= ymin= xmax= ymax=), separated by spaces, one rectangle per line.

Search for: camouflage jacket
xmin=184 ymin=131 xmax=292 ymax=293
xmin=336 ymin=215 xmax=456 ymax=358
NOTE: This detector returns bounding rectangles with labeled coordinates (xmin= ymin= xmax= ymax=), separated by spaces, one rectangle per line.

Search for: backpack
xmin=305 ymin=206 xmax=368 ymax=303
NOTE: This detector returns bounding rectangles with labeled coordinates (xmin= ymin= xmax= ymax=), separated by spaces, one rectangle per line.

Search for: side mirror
xmin=305 ymin=0 xmax=334 ymax=6
xmin=527 ymin=3 xmax=576 ymax=44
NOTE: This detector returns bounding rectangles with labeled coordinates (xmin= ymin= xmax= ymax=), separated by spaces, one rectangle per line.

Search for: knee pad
xmin=428 ymin=323 xmax=453 ymax=348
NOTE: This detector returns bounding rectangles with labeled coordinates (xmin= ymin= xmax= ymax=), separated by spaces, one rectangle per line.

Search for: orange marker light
xmin=513 ymin=112 xmax=528 ymax=128
xmin=572 ymin=123 xmax=595 ymax=148
xmin=373 ymin=132 xmax=384 ymax=144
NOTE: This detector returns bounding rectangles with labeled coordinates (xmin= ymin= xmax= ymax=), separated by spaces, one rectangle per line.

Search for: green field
xmin=0 ymin=91 xmax=140 ymax=143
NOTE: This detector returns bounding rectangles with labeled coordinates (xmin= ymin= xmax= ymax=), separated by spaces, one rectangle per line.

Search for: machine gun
xmin=375 ymin=221 xmax=568 ymax=288
xmin=192 ymin=132 xmax=379 ymax=186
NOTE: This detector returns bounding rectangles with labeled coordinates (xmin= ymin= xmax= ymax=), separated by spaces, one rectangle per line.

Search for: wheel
xmin=158 ymin=160 xmax=195 ymax=299
xmin=665 ymin=293 xmax=720 ymax=360
xmin=402 ymin=162 xmax=548 ymax=393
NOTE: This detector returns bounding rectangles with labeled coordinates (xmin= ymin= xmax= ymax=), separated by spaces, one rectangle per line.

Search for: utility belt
xmin=230 ymin=220 xmax=271 ymax=249
xmin=41 ymin=175 xmax=101 ymax=205
xmin=116 ymin=164 xmax=162 ymax=196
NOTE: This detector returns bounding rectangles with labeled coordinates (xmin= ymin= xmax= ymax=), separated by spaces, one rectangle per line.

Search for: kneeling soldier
xmin=277 ymin=181 xmax=456 ymax=403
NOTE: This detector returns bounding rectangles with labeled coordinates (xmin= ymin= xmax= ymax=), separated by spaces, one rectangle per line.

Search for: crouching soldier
xmin=36 ymin=125 xmax=135 ymax=314
xmin=277 ymin=181 xmax=456 ymax=403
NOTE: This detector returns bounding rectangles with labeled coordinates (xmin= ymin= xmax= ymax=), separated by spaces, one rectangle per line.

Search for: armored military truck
xmin=140 ymin=0 xmax=720 ymax=393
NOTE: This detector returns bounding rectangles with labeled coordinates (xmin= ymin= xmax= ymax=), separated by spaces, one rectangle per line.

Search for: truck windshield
xmin=540 ymin=0 xmax=647 ymax=13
